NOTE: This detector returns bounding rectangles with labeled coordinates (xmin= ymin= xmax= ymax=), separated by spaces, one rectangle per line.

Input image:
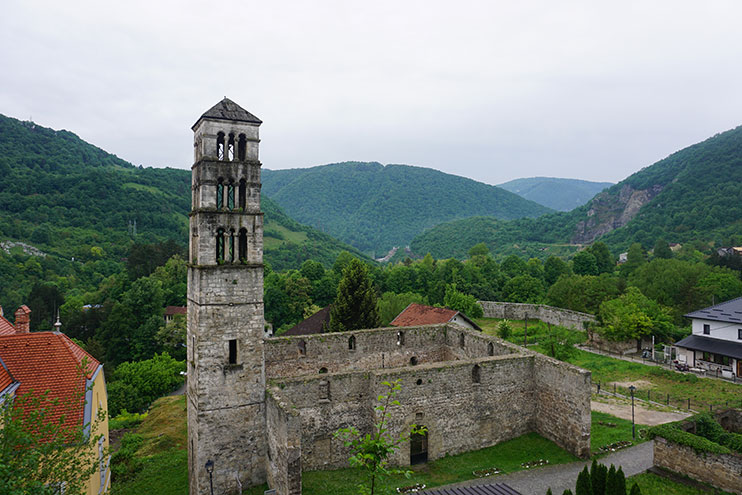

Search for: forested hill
xmin=498 ymin=177 xmax=613 ymax=211
xmin=412 ymin=124 xmax=742 ymax=259
xmin=0 ymin=114 xmax=367 ymax=306
xmin=261 ymin=162 xmax=553 ymax=256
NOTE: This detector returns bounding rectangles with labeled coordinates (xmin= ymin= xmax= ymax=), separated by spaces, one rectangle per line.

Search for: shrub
xmin=107 ymin=353 xmax=185 ymax=416
xmin=110 ymin=433 xmax=145 ymax=481
xmin=497 ymin=320 xmax=512 ymax=339
xmin=109 ymin=410 xmax=148 ymax=430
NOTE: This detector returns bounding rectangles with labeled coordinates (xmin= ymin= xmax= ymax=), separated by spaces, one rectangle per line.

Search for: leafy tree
xmin=300 ymin=259 xmax=325 ymax=281
xmin=503 ymin=274 xmax=545 ymax=303
xmin=589 ymin=242 xmax=614 ymax=274
xmin=334 ymin=380 xmax=426 ymax=495
xmin=0 ymin=377 xmax=104 ymax=494
xmin=377 ymin=292 xmax=428 ymax=327
xmin=598 ymin=287 xmax=674 ymax=342
xmin=573 ymin=251 xmax=598 ymax=276
xmin=468 ymin=242 xmax=490 ymax=257
xmin=544 ymin=256 xmax=569 ymax=286
xmin=329 ymin=258 xmax=380 ymax=332
xmin=652 ymin=238 xmax=672 ymax=259
xmin=547 ymin=274 xmax=621 ymax=315
xmin=497 ymin=320 xmax=513 ymax=339
xmin=620 ymin=243 xmax=646 ymax=277
xmin=155 ymin=314 xmax=186 ymax=361
xmin=543 ymin=324 xmax=580 ymax=360
xmin=443 ymin=283 xmax=483 ymax=318
xmin=501 ymin=255 xmax=528 ymax=278
xmin=107 ymin=352 xmax=185 ymax=416
xmin=27 ymin=282 xmax=64 ymax=331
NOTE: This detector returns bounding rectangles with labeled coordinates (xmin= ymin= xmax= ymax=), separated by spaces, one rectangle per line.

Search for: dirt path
xmin=591 ymin=397 xmax=692 ymax=426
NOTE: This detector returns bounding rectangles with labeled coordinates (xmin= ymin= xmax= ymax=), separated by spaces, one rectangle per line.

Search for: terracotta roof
xmin=0 ymin=332 xmax=101 ymax=430
xmin=391 ymin=303 xmax=459 ymax=327
xmin=0 ymin=313 xmax=14 ymax=335
xmin=0 ymin=355 xmax=17 ymax=396
xmin=284 ymin=306 xmax=332 ymax=336
xmin=193 ymin=97 xmax=262 ymax=129
xmin=165 ymin=306 xmax=187 ymax=315
xmin=16 ymin=305 xmax=31 ymax=314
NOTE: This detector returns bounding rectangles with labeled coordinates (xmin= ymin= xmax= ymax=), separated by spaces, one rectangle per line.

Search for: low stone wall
xmin=478 ymin=301 xmax=596 ymax=331
xmin=654 ymin=436 xmax=742 ymax=495
xmin=716 ymin=409 xmax=742 ymax=434
xmin=266 ymin=389 xmax=302 ymax=495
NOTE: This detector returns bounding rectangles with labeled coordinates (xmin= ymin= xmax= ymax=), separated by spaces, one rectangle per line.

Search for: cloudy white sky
xmin=2 ymin=1 xmax=741 ymax=185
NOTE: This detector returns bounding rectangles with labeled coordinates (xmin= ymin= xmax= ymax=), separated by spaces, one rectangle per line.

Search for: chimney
xmin=0 ymin=305 xmax=3 ymax=317
xmin=14 ymin=306 xmax=31 ymax=334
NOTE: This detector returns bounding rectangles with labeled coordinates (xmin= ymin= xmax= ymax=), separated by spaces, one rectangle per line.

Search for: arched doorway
xmin=410 ymin=427 xmax=428 ymax=465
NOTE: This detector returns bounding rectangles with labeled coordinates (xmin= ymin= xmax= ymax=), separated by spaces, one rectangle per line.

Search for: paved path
xmin=424 ymin=441 xmax=654 ymax=495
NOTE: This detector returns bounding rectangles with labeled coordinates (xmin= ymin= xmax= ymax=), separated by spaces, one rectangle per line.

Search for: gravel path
xmin=423 ymin=441 xmax=654 ymax=495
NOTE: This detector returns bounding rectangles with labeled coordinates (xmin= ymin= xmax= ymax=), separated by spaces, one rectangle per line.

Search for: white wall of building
xmin=691 ymin=318 xmax=742 ymax=343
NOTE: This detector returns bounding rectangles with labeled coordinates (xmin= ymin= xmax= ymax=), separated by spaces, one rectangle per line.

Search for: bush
xmin=111 ymin=433 xmax=145 ymax=481
xmin=108 ymin=353 xmax=185 ymax=416
xmin=649 ymin=423 xmax=731 ymax=455
xmin=109 ymin=410 xmax=148 ymax=430
xmin=497 ymin=320 xmax=512 ymax=339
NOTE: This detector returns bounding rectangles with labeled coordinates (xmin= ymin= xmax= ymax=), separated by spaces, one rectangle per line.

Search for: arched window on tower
xmin=239 ymin=179 xmax=247 ymax=210
xmin=216 ymin=228 xmax=225 ymax=263
xmin=228 ymin=229 xmax=235 ymax=263
xmin=228 ymin=133 xmax=235 ymax=161
xmin=238 ymin=134 xmax=247 ymax=161
xmin=217 ymin=132 xmax=225 ymax=160
xmin=227 ymin=182 xmax=235 ymax=210
xmin=216 ymin=179 xmax=224 ymax=209
xmin=239 ymin=228 xmax=248 ymax=262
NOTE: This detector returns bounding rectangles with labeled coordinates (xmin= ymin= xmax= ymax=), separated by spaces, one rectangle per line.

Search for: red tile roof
xmin=165 ymin=306 xmax=187 ymax=315
xmin=0 ymin=356 xmax=16 ymax=395
xmin=390 ymin=303 xmax=458 ymax=327
xmin=0 ymin=313 xmax=14 ymax=335
xmin=0 ymin=332 xmax=101 ymax=430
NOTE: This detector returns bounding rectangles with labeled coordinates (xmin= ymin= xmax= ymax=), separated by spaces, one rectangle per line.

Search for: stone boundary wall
xmin=479 ymin=301 xmax=596 ymax=331
xmin=265 ymin=389 xmax=302 ymax=495
xmin=653 ymin=436 xmax=742 ymax=495
xmin=533 ymin=355 xmax=592 ymax=458
xmin=264 ymin=324 xmax=516 ymax=379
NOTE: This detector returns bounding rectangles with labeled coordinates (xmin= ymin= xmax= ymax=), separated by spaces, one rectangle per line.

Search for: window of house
xmin=738 ymin=329 xmax=742 ymax=340
xmin=228 ymin=339 xmax=237 ymax=364
xmin=703 ymin=324 xmax=710 ymax=335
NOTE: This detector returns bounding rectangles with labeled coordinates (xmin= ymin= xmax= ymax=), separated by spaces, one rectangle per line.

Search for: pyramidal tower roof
xmin=192 ymin=97 xmax=262 ymax=129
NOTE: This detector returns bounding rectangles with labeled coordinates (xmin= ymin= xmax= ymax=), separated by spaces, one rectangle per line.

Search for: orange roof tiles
xmin=0 ymin=312 xmax=15 ymax=336
xmin=0 ymin=356 xmax=16 ymax=395
xmin=0 ymin=332 xmax=101 ymax=429
xmin=165 ymin=306 xmax=187 ymax=315
xmin=390 ymin=303 xmax=458 ymax=327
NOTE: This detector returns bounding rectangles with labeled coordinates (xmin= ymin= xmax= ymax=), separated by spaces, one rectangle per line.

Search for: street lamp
xmin=205 ymin=459 xmax=214 ymax=495
xmin=628 ymin=385 xmax=636 ymax=440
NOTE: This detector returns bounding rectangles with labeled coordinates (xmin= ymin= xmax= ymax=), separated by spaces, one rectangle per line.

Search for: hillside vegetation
xmin=498 ymin=176 xmax=613 ymax=211
xmin=262 ymin=162 xmax=552 ymax=255
xmin=413 ymin=125 xmax=742 ymax=259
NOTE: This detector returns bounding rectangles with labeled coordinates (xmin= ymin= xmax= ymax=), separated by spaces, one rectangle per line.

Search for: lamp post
xmin=629 ymin=385 xmax=636 ymax=440
xmin=205 ymin=459 xmax=214 ymax=495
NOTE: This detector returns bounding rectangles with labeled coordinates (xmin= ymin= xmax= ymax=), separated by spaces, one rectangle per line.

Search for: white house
xmin=675 ymin=297 xmax=742 ymax=378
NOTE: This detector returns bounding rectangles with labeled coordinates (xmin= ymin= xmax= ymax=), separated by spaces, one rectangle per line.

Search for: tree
xmin=377 ymin=292 xmax=428 ymax=327
xmin=329 ymin=258 xmax=380 ymax=332
xmin=155 ymin=314 xmax=186 ymax=361
xmin=575 ymin=465 xmax=592 ymax=495
xmin=543 ymin=324 xmax=580 ymax=361
xmin=652 ymin=238 xmax=672 ymax=259
xmin=0 ymin=377 xmax=103 ymax=494
xmin=614 ymin=467 xmax=626 ymax=495
xmin=443 ymin=284 xmax=483 ymax=318
xmin=589 ymin=242 xmax=615 ymax=274
xmin=620 ymin=243 xmax=646 ymax=277
xmin=573 ymin=251 xmax=598 ymax=276
xmin=598 ymin=287 xmax=674 ymax=342
xmin=107 ymin=352 xmax=185 ymax=416
xmin=468 ymin=242 xmax=489 ymax=258
xmin=591 ymin=459 xmax=607 ymax=495
xmin=629 ymin=483 xmax=642 ymax=495
xmin=334 ymin=380 xmax=425 ymax=495
xmin=503 ymin=275 xmax=545 ymax=304
xmin=544 ymin=256 xmax=569 ymax=286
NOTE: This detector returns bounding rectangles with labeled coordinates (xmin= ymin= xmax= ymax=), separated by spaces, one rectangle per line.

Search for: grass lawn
xmin=628 ymin=472 xmax=734 ymax=495
xmin=590 ymin=411 xmax=647 ymax=456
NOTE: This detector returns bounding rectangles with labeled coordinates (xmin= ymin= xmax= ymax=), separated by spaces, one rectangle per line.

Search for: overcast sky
xmin=2 ymin=1 xmax=741 ymax=185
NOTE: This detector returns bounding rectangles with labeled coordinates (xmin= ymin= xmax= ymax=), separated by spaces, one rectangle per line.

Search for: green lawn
xmin=627 ymin=472 xmax=734 ymax=495
xmin=591 ymin=411 xmax=647 ymax=456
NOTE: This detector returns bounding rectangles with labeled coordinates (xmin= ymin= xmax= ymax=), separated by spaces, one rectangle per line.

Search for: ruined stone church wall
xmin=532 ymin=355 xmax=592 ymax=458
xmin=265 ymin=389 xmax=302 ymax=495
xmin=479 ymin=301 xmax=596 ymax=331
xmin=443 ymin=325 xmax=524 ymax=360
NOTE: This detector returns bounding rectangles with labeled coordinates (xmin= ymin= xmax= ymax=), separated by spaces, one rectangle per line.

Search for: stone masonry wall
xmin=533 ymin=355 xmax=592 ymax=458
xmin=479 ymin=301 xmax=596 ymax=331
xmin=265 ymin=389 xmax=302 ymax=495
xmin=654 ymin=436 xmax=742 ymax=495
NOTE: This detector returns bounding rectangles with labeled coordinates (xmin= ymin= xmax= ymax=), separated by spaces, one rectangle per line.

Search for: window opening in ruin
xmin=238 ymin=228 xmax=248 ymax=262
xmin=216 ymin=228 xmax=225 ymax=263
xmin=397 ymin=331 xmax=405 ymax=346
xmin=472 ymin=364 xmax=481 ymax=384
xmin=217 ymin=132 xmax=225 ymax=160
xmin=216 ymin=179 xmax=224 ymax=209
xmin=416 ymin=379 xmax=422 ymax=386
xmin=410 ymin=428 xmax=428 ymax=465
xmin=227 ymin=182 xmax=235 ymax=210
xmin=238 ymin=134 xmax=247 ymax=160
xmin=228 ymin=133 xmax=235 ymax=161
xmin=487 ymin=342 xmax=494 ymax=356
xmin=228 ymin=339 xmax=237 ymax=364
xmin=319 ymin=380 xmax=330 ymax=400
xmin=348 ymin=335 xmax=356 ymax=350
xmin=703 ymin=324 xmax=710 ymax=335
xmin=228 ymin=229 xmax=235 ymax=262
xmin=410 ymin=356 xmax=418 ymax=366
xmin=239 ymin=179 xmax=247 ymax=210
xmin=319 ymin=367 xmax=328 ymax=374
xmin=459 ymin=333 xmax=465 ymax=348
xmin=298 ymin=339 xmax=306 ymax=356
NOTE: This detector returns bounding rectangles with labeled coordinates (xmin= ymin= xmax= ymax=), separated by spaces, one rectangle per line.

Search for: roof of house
xmin=165 ymin=306 xmax=187 ymax=316
xmin=390 ymin=303 xmax=482 ymax=330
xmin=0 ymin=332 xmax=102 ymax=429
xmin=422 ymin=483 xmax=522 ymax=495
xmin=685 ymin=297 xmax=742 ymax=324
xmin=193 ymin=97 xmax=262 ymax=129
xmin=674 ymin=334 xmax=742 ymax=360
xmin=283 ymin=306 xmax=332 ymax=336
xmin=0 ymin=355 xmax=17 ymax=396
xmin=0 ymin=313 xmax=15 ymax=335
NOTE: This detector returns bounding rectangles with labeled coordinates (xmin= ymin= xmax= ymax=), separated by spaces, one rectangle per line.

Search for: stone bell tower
xmin=187 ymin=98 xmax=266 ymax=495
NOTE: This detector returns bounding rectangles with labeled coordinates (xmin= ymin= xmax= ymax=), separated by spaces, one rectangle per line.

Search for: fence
xmin=594 ymin=381 xmax=742 ymax=413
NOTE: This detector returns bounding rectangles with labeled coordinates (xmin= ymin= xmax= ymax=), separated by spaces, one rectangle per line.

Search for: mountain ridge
xmin=498 ymin=176 xmax=613 ymax=211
